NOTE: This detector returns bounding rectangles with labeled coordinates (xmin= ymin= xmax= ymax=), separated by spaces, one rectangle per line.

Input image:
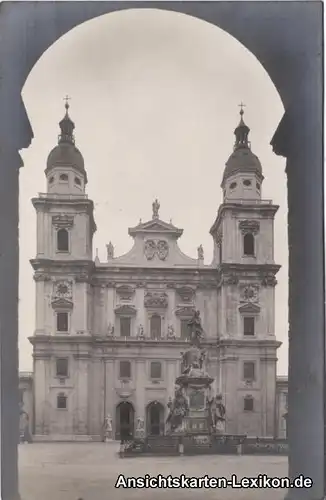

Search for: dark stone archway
xmin=0 ymin=3 xmax=323 ymax=500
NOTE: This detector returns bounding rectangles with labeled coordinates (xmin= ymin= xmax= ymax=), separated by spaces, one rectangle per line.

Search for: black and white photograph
xmin=0 ymin=2 xmax=323 ymax=500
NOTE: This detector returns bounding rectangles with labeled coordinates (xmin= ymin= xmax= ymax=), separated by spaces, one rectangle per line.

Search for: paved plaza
xmin=19 ymin=443 xmax=288 ymax=500
xmin=19 ymin=442 xmax=287 ymax=500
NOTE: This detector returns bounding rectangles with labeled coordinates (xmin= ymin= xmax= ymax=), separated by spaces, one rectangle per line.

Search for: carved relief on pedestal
xmin=144 ymin=291 xmax=168 ymax=309
xmin=144 ymin=240 xmax=169 ymax=261
xmin=238 ymin=220 xmax=260 ymax=235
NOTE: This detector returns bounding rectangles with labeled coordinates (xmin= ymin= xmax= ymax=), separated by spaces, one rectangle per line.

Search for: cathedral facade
xmin=29 ymin=103 xmax=284 ymax=440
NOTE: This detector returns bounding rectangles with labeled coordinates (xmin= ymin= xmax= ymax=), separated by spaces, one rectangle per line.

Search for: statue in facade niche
xmin=152 ymin=198 xmax=160 ymax=219
xmin=167 ymin=324 xmax=176 ymax=340
xmin=107 ymin=323 xmax=115 ymax=337
xmin=137 ymin=324 xmax=145 ymax=339
xmin=106 ymin=241 xmax=114 ymax=260
xmin=197 ymin=244 xmax=204 ymax=260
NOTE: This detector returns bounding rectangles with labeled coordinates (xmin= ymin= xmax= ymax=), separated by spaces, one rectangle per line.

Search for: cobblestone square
xmin=19 ymin=443 xmax=288 ymax=500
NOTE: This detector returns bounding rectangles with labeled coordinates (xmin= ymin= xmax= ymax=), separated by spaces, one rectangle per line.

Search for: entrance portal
xmin=147 ymin=401 xmax=164 ymax=436
xmin=116 ymin=401 xmax=134 ymax=440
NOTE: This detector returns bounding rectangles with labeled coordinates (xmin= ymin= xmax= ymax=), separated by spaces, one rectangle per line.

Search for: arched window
xmin=244 ymin=395 xmax=254 ymax=412
xmin=150 ymin=314 xmax=161 ymax=339
xmin=59 ymin=173 xmax=68 ymax=181
xmin=57 ymin=228 xmax=69 ymax=252
xmin=49 ymin=176 xmax=54 ymax=184
xmin=243 ymin=233 xmax=255 ymax=256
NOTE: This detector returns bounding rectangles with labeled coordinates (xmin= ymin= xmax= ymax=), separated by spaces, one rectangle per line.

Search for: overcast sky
xmin=20 ymin=9 xmax=287 ymax=374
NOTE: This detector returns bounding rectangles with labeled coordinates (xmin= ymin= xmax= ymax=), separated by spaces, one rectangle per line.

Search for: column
xmin=74 ymin=353 xmax=90 ymax=435
xmin=272 ymin=98 xmax=324 ymax=500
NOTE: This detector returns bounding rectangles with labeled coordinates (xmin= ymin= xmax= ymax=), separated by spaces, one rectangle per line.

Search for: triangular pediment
xmin=51 ymin=298 xmax=73 ymax=309
xmin=238 ymin=303 xmax=260 ymax=314
xmin=128 ymin=218 xmax=183 ymax=238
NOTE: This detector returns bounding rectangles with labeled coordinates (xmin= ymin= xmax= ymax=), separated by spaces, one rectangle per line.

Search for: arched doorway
xmin=146 ymin=401 xmax=165 ymax=436
xmin=115 ymin=401 xmax=134 ymax=441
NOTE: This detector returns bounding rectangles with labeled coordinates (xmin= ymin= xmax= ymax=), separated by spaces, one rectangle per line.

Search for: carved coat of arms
xmin=144 ymin=240 xmax=169 ymax=261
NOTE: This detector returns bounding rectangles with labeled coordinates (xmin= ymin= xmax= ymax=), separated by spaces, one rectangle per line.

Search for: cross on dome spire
xmin=234 ymin=103 xmax=250 ymax=150
xmin=58 ymin=96 xmax=75 ymax=145
xmin=64 ymin=95 xmax=71 ymax=113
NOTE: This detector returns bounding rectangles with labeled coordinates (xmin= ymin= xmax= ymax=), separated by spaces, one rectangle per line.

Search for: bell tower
xmin=32 ymin=98 xmax=96 ymax=261
xmin=210 ymin=106 xmax=281 ymax=437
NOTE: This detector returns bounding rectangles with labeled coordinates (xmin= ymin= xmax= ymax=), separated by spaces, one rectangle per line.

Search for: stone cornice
xmin=30 ymin=258 xmax=95 ymax=274
xmin=210 ymin=202 xmax=279 ymax=236
xmin=32 ymin=197 xmax=97 ymax=234
xmin=216 ymin=263 xmax=281 ymax=288
xmin=217 ymin=338 xmax=282 ymax=349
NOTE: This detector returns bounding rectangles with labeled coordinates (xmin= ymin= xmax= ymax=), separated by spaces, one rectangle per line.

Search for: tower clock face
xmin=243 ymin=286 xmax=258 ymax=302
xmin=56 ymin=282 xmax=71 ymax=298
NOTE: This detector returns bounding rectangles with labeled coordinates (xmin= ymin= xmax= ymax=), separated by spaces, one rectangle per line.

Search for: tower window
xmin=243 ymin=179 xmax=252 ymax=186
xmin=49 ymin=176 xmax=54 ymax=184
xmin=243 ymin=361 xmax=255 ymax=381
xmin=244 ymin=395 xmax=254 ymax=411
xmin=59 ymin=173 xmax=68 ymax=181
xmin=74 ymin=177 xmax=81 ymax=186
xmin=57 ymin=393 xmax=67 ymax=409
xmin=120 ymin=317 xmax=131 ymax=337
xmin=243 ymin=316 xmax=255 ymax=336
xmin=230 ymin=182 xmax=237 ymax=190
xmin=219 ymin=243 xmax=223 ymax=263
xmin=256 ymin=182 xmax=261 ymax=191
xmin=180 ymin=319 xmax=189 ymax=339
xmin=56 ymin=358 xmax=68 ymax=377
xmin=19 ymin=389 xmax=25 ymax=405
xmin=243 ymin=233 xmax=255 ymax=256
xmin=150 ymin=314 xmax=161 ymax=339
xmin=56 ymin=312 xmax=69 ymax=333
xmin=119 ymin=360 xmax=131 ymax=379
xmin=150 ymin=361 xmax=162 ymax=379
xmin=57 ymin=228 xmax=69 ymax=252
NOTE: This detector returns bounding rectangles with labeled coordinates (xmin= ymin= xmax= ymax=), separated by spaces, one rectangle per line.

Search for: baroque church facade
xmin=29 ymin=102 xmax=287 ymax=440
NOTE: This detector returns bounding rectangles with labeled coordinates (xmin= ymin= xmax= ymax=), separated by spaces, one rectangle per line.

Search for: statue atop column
xmin=197 ymin=244 xmax=204 ymax=260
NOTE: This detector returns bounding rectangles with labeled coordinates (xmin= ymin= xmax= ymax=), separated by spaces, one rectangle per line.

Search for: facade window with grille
xmin=119 ymin=360 xmax=131 ymax=379
xmin=243 ymin=233 xmax=255 ymax=256
xmin=150 ymin=314 xmax=161 ymax=339
xmin=56 ymin=358 xmax=68 ymax=377
xmin=243 ymin=361 xmax=255 ymax=381
xmin=57 ymin=228 xmax=69 ymax=252
xmin=57 ymin=393 xmax=67 ymax=409
xmin=243 ymin=316 xmax=255 ymax=336
xmin=120 ymin=317 xmax=131 ymax=337
xmin=244 ymin=395 xmax=254 ymax=411
xmin=56 ymin=312 xmax=69 ymax=333
xmin=180 ymin=319 xmax=189 ymax=340
xmin=150 ymin=361 xmax=162 ymax=379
